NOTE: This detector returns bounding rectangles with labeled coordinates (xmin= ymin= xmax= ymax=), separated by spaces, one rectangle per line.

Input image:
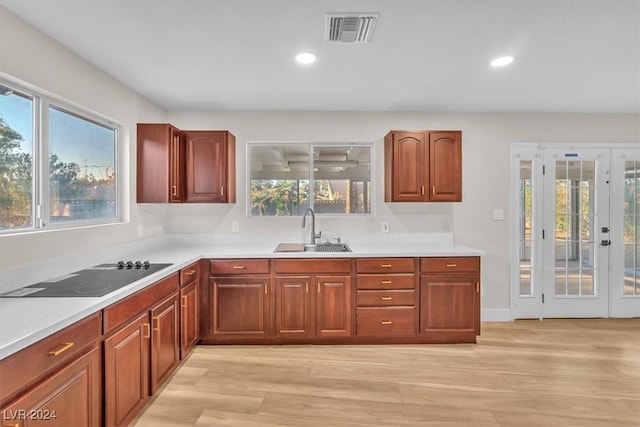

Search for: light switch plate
xmin=381 ymin=222 xmax=390 ymax=232
xmin=492 ymin=209 xmax=505 ymax=221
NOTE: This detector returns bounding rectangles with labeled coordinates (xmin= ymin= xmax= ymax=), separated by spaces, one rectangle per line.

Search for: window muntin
xmin=0 ymin=81 xmax=119 ymax=232
xmin=248 ymin=143 xmax=372 ymax=216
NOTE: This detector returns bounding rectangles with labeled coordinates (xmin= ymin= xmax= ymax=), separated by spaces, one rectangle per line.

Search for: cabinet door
xmin=0 ymin=346 xmax=101 ymax=427
xmin=137 ymin=123 xmax=183 ymax=203
xmin=180 ymin=281 xmax=199 ymax=358
xmin=168 ymin=126 xmax=184 ymax=202
xmin=386 ymin=132 xmax=427 ymax=202
xmin=429 ymin=131 xmax=461 ymax=201
xmin=275 ymin=276 xmax=314 ymax=338
xmin=210 ymin=277 xmax=269 ymax=338
xmin=104 ymin=312 xmax=150 ymax=427
xmin=150 ymin=294 xmax=180 ymax=394
xmin=184 ymin=131 xmax=234 ymax=203
xmin=420 ymin=274 xmax=479 ymax=338
xmin=316 ymin=275 xmax=352 ymax=337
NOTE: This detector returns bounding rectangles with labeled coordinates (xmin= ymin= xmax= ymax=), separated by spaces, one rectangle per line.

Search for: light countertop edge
xmin=0 ymin=233 xmax=485 ymax=360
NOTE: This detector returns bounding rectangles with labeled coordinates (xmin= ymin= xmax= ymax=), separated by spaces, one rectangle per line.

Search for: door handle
xmin=600 ymin=240 xmax=611 ymax=246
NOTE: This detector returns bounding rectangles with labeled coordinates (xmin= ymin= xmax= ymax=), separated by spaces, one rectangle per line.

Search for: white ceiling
xmin=2 ymin=0 xmax=639 ymax=113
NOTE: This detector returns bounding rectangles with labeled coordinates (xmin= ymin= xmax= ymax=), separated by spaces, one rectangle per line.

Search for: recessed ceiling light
xmin=490 ymin=56 xmax=514 ymax=67
xmin=295 ymin=52 xmax=316 ymax=65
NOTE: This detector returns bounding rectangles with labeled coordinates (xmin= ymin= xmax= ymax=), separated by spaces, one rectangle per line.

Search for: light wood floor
xmin=132 ymin=319 xmax=640 ymax=426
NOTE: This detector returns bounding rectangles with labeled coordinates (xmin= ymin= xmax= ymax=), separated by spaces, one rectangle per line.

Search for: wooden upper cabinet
xmin=429 ymin=131 xmax=462 ymax=201
xmin=183 ymin=131 xmax=236 ymax=203
xmin=137 ymin=123 xmax=184 ymax=203
xmin=384 ymin=130 xmax=461 ymax=202
xmin=137 ymin=124 xmax=235 ymax=203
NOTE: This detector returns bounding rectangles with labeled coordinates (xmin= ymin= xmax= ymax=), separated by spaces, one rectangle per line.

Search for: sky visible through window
xmin=0 ymin=93 xmax=114 ymax=179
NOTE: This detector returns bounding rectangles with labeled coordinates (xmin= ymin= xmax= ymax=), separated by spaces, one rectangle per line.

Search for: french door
xmin=511 ymin=144 xmax=640 ymax=319
xmin=541 ymin=148 xmax=609 ymax=317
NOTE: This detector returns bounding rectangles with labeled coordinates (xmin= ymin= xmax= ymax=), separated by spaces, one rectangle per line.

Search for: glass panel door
xmin=609 ymin=149 xmax=640 ymax=317
xmin=542 ymin=149 xmax=609 ymax=318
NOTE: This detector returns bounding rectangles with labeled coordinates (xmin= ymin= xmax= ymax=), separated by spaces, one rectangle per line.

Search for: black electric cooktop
xmin=0 ymin=262 xmax=173 ymax=298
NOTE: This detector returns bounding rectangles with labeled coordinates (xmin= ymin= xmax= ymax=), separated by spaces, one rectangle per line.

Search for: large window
xmin=248 ymin=143 xmax=372 ymax=216
xmin=0 ymin=81 xmax=118 ymax=232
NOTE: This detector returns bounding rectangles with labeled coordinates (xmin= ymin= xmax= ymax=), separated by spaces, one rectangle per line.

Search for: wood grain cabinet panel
xmin=103 ymin=275 xmax=181 ymax=427
xmin=137 ymin=124 xmax=235 ymax=204
xmin=356 ymin=258 xmax=415 ymax=274
xmin=275 ymin=276 xmax=314 ymax=338
xmin=136 ymin=123 xmax=184 ymax=203
xmin=150 ymin=294 xmax=180 ymax=394
xmin=420 ymin=256 xmax=481 ymax=341
xmin=183 ymin=131 xmax=236 ymax=203
xmin=180 ymin=281 xmax=199 ymax=358
xmin=0 ymin=346 xmax=102 ymax=427
xmin=0 ymin=312 xmax=101 ymax=407
xmin=274 ymin=263 xmax=352 ymax=339
xmin=316 ymin=275 xmax=352 ymax=337
xmin=104 ymin=312 xmax=150 ymax=427
xmin=209 ymin=276 xmax=270 ymax=338
xmin=384 ymin=130 xmax=462 ymax=202
xmin=357 ymin=307 xmax=415 ymax=336
xmin=210 ymin=259 xmax=269 ymax=275
xmin=356 ymin=257 xmax=417 ymax=338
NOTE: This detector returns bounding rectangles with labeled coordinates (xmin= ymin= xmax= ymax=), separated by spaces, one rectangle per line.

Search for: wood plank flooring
xmin=132 ymin=319 xmax=640 ymax=426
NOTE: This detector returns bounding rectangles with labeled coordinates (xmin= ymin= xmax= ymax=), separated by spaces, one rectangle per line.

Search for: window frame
xmin=0 ymin=78 xmax=122 ymax=234
xmin=246 ymin=141 xmax=374 ymax=217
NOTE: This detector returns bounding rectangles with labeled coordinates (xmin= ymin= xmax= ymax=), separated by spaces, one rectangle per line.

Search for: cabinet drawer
xmin=357 ymin=258 xmax=414 ymax=273
xmin=103 ymin=273 xmax=179 ymax=334
xmin=210 ymin=259 xmax=270 ymax=275
xmin=421 ymin=257 xmax=479 ymax=273
xmin=0 ymin=312 xmax=102 ymax=406
xmin=180 ymin=260 xmax=200 ymax=287
xmin=357 ymin=307 xmax=415 ymax=336
xmin=275 ymin=259 xmax=351 ymax=274
xmin=357 ymin=274 xmax=415 ymax=290
xmin=357 ymin=290 xmax=415 ymax=307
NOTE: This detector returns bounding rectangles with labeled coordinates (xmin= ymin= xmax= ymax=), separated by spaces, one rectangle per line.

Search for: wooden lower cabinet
xmin=209 ymin=276 xmax=270 ymax=338
xmin=0 ymin=346 xmax=102 ymax=427
xmin=274 ymin=276 xmax=313 ymax=338
xmin=356 ymin=258 xmax=418 ymax=337
xmin=275 ymin=274 xmax=352 ymax=338
xmin=420 ymin=257 xmax=481 ymax=341
xmin=103 ymin=274 xmax=180 ymax=427
xmin=104 ymin=312 xmax=149 ymax=427
xmin=180 ymin=281 xmax=199 ymax=357
xmin=150 ymin=294 xmax=180 ymax=394
xmin=316 ymin=275 xmax=352 ymax=337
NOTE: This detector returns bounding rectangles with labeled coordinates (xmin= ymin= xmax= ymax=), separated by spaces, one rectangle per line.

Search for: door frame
xmin=509 ymin=142 xmax=640 ymax=320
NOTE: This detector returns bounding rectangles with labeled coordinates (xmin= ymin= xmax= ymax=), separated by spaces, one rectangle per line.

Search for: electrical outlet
xmin=381 ymin=222 xmax=390 ymax=233
xmin=232 ymin=221 xmax=239 ymax=232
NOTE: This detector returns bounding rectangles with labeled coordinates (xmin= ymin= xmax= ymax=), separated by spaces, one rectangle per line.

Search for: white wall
xmin=168 ymin=111 xmax=639 ymax=313
xmin=0 ymin=7 xmax=168 ymax=270
xmin=1 ymin=8 xmax=638 ymax=315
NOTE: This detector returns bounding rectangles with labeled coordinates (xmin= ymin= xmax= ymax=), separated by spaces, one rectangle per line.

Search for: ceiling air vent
xmin=326 ymin=14 xmax=378 ymax=43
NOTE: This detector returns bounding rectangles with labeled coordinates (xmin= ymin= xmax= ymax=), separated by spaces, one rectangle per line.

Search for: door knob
xmin=600 ymin=240 xmax=611 ymax=246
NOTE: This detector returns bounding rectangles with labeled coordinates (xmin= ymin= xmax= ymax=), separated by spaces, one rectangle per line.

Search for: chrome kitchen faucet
xmin=301 ymin=208 xmax=321 ymax=246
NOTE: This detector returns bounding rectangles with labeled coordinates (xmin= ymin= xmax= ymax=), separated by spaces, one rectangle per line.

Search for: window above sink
xmin=248 ymin=142 xmax=372 ymax=216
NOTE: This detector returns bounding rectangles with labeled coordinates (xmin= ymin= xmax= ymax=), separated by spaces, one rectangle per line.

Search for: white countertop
xmin=0 ymin=233 xmax=484 ymax=360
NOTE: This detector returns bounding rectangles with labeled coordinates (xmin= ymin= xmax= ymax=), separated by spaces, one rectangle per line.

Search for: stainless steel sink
xmin=305 ymin=243 xmax=351 ymax=252
xmin=274 ymin=242 xmax=351 ymax=253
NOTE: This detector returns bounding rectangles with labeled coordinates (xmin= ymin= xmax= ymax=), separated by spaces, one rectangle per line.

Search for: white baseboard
xmin=481 ymin=308 xmax=512 ymax=322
